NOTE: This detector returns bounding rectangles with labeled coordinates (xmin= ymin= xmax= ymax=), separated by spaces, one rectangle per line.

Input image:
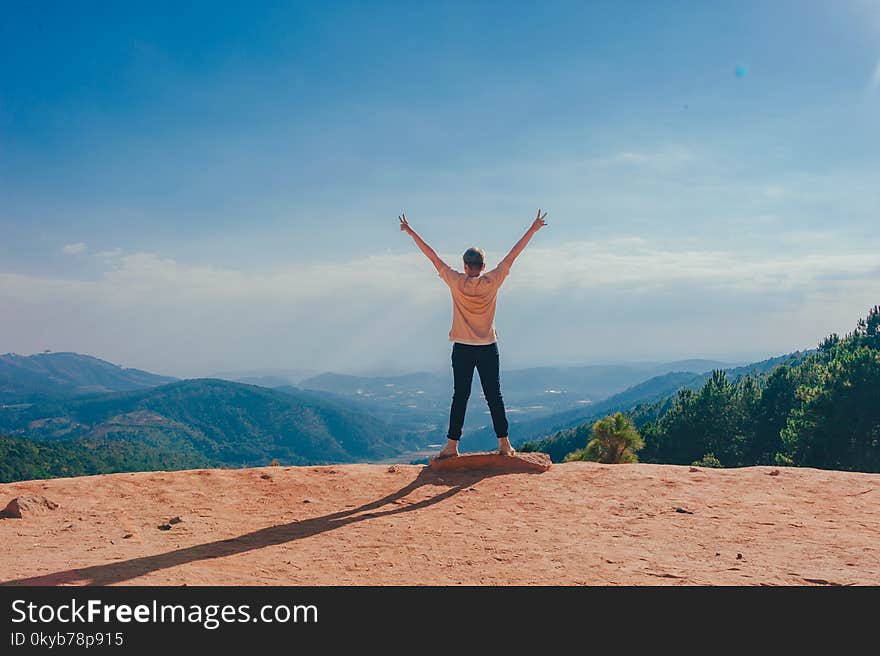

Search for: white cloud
xmin=3 ymin=238 xmax=878 ymax=376
xmin=509 ymin=240 xmax=880 ymax=297
xmin=10 ymin=236 xmax=880 ymax=305
xmin=94 ymin=248 xmax=124 ymax=258
xmin=28 ymin=240 xmax=878 ymax=301
xmin=590 ymin=148 xmax=696 ymax=171
xmin=61 ymin=242 xmax=87 ymax=255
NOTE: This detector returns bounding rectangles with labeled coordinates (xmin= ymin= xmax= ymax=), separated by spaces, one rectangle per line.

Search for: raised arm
xmin=399 ymin=212 xmax=446 ymax=270
xmin=502 ymin=209 xmax=548 ymax=265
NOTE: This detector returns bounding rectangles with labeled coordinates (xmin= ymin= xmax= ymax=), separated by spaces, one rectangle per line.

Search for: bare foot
xmin=498 ymin=437 xmax=516 ymax=456
xmin=435 ymin=439 xmax=460 ymax=460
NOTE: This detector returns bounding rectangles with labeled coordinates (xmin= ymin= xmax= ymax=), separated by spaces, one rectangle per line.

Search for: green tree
xmin=749 ymin=366 xmax=798 ymax=465
xmin=781 ymin=345 xmax=880 ymax=471
xmin=642 ymin=371 xmax=743 ymax=466
xmin=565 ymin=412 xmax=644 ymax=464
xmin=582 ymin=308 xmax=880 ymax=473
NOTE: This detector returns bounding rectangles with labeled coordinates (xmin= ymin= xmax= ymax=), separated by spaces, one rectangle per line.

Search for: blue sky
xmin=2 ymin=1 xmax=879 ymax=377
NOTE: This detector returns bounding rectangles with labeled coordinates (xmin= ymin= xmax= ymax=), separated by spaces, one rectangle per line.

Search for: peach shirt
xmin=436 ymin=256 xmax=513 ymax=345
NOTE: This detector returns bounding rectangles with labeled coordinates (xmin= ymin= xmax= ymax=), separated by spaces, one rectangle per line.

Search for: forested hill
xmin=525 ymin=308 xmax=880 ymax=473
xmin=480 ymin=351 xmax=811 ymax=453
xmin=0 ymin=378 xmax=419 ymax=482
xmin=0 ymin=352 xmax=176 ymax=402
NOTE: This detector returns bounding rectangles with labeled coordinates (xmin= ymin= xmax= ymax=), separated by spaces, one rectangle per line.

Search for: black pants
xmin=446 ymin=341 xmax=509 ymax=441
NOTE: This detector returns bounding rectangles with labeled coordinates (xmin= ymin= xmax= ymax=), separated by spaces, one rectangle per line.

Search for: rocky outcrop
xmin=428 ymin=451 xmax=551 ymax=473
xmin=0 ymin=494 xmax=59 ymax=519
xmin=1 ymin=463 xmax=877 ymax=585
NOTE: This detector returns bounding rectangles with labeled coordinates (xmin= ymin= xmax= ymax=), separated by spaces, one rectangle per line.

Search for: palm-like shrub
xmin=564 ymin=412 xmax=644 ymax=464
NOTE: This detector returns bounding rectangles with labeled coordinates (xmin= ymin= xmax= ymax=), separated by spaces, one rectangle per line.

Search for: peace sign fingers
xmin=532 ymin=208 xmax=548 ymax=230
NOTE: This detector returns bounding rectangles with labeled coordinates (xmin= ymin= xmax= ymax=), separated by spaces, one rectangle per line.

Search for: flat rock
xmin=0 ymin=494 xmax=60 ymax=519
xmin=428 ymin=451 xmax=551 ymax=473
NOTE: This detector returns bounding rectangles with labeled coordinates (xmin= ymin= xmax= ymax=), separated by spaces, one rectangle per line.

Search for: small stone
xmin=769 ymin=470 xmax=780 ymax=476
xmin=715 ymin=552 xmax=721 ymax=556
xmin=674 ymin=507 xmax=694 ymax=514
xmin=689 ymin=467 xmax=700 ymax=473
xmin=302 ymin=499 xmax=312 ymax=504
xmin=158 ymin=524 xmax=172 ymax=531
xmin=737 ymin=553 xmax=743 ymax=560
xmin=260 ymin=473 xmax=272 ymax=480
xmin=0 ymin=495 xmax=59 ymax=519
xmin=168 ymin=516 xmax=182 ymax=525
xmin=386 ymin=465 xmax=399 ymax=473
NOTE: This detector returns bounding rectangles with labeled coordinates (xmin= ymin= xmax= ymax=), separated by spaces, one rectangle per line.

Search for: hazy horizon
xmin=3 ymin=346 xmax=786 ymax=381
xmin=3 ymin=3 xmax=878 ymax=378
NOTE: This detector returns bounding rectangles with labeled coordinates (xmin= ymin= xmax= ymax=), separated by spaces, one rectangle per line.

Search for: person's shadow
xmin=1 ymin=466 xmax=525 ymax=586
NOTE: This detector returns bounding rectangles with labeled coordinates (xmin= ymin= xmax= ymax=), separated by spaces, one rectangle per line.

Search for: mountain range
xmin=516 ymin=351 xmax=814 ymax=461
xmin=450 ymin=352 xmax=813 ymax=453
xmin=0 ymin=378 xmax=419 ymax=482
xmin=283 ymin=359 xmax=736 ymax=438
xmin=0 ymin=350 xmax=794 ymax=482
xmin=0 ymin=352 xmax=176 ymax=403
